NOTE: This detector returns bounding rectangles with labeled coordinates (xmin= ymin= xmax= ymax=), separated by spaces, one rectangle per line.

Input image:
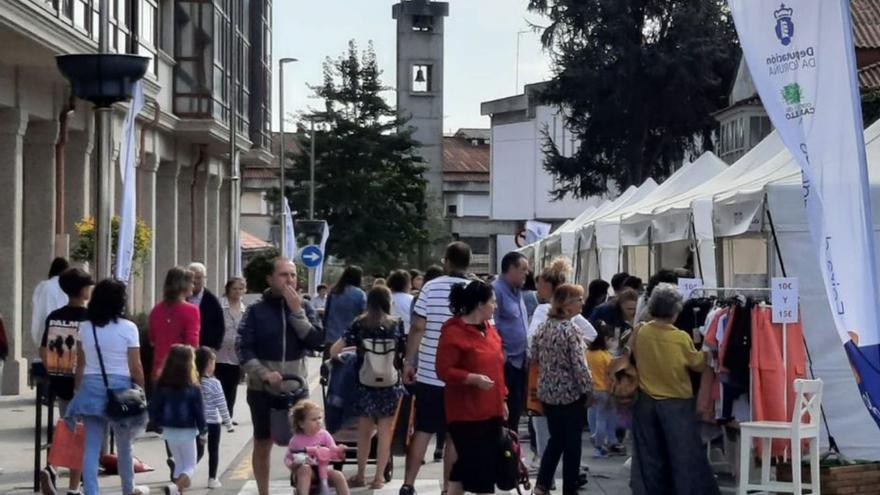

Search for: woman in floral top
xmin=530 ymin=283 xmax=591 ymax=495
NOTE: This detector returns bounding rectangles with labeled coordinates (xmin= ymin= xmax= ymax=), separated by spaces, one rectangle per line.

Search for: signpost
xmin=300 ymin=245 xmax=323 ymax=268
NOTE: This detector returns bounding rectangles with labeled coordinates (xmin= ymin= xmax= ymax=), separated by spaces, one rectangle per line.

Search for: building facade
xmin=0 ymin=0 xmax=274 ymax=394
xmin=443 ymin=129 xmax=491 ymax=274
xmin=481 ymin=83 xmax=603 ymax=272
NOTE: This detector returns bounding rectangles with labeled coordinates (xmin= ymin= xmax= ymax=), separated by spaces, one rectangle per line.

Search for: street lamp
xmin=278 ymin=57 xmax=298 ymax=257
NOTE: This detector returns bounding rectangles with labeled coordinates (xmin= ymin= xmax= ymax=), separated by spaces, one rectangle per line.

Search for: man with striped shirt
xmin=400 ymin=242 xmax=472 ymax=495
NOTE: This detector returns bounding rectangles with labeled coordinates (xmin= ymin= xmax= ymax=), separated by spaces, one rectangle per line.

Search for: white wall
xmin=461 ymin=193 xmax=489 ymax=217
xmin=496 ymin=234 xmax=519 ymax=273
xmin=241 ymin=191 xmax=266 ymax=214
xmin=490 ymin=105 xmax=599 ymax=222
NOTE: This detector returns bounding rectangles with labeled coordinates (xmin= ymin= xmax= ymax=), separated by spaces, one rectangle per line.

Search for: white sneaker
xmin=207 ymin=479 xmax=222 ymax=489
xmin=163 ymin=484 xmax=179 ymax=495
xmin=132 ymin=486 xmax=151 ymax=495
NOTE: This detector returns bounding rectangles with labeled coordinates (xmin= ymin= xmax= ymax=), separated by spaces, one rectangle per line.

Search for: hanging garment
xmin=722 ymin=300 xmax=753 ymax=388
xmin=750 ymin=305 xmax=807 ymax=457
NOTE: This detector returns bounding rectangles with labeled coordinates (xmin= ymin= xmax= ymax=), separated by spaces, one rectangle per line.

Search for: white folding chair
xmin=738 ymin=378 xmax=823 ymax=495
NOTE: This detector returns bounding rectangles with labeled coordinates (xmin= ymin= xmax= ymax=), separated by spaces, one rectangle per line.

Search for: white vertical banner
xmin=730 ymin=0 xmax=880 ymax=427
xmin=283 ymin=199 xmax=297 ymax=260
xmin=114 ymin=81 xmax=145 ymax=283
xmin=315 ymin=221 xmax=330 ymax=284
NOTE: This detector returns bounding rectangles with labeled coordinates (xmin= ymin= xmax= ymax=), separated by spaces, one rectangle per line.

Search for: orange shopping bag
xmin=47 ymin=420 xmax=85 ymax=470
xmin=527 ymin=362 xmax=543 ymax=415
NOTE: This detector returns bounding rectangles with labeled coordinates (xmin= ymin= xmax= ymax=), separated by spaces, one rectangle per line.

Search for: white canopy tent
xmin=587 ymin=152 xmax=729 ymax=283
xmin=622 ymin=133 xmax=788 ymax=287
xmin=611 ymin=119 xmax=880 ymax=460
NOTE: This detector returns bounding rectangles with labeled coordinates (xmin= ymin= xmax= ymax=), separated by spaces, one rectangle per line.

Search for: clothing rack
xmin=688 ymin=287 xmax=790 ymax=435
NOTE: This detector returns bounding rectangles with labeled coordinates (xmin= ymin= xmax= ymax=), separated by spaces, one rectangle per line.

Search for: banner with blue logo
xmin=730 ymin=0 xmax=880 ymax=428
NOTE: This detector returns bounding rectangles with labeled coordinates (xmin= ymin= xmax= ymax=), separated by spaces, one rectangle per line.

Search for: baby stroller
xmin=320 ymin=349 xmax=395 ymax=482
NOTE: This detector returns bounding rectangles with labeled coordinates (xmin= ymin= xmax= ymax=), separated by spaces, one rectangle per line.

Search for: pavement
xmin=0 ymin=358 xmax=637 ymax=495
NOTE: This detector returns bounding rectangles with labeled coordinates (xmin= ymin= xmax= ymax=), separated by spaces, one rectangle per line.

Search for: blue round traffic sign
xmin=300 ymin=245 xmax=324 ymax=268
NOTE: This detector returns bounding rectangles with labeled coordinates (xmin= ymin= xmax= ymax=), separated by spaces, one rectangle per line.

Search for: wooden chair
xmin=738 ymin=378 xmax=823 ymax=495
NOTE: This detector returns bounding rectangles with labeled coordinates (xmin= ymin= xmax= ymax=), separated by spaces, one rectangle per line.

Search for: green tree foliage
xmin=527 ymin=0 xmax=740 ymax=198
xmin=284 ymin=41 xmax=428 ymax=273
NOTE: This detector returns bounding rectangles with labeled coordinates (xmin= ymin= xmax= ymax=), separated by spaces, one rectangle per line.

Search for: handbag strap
xmin=91 ymin=323 xmax=111 ymax=390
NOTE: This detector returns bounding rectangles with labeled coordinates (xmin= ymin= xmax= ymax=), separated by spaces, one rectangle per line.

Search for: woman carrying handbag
xmin=65 ymin=279 xmax=150 ymax=495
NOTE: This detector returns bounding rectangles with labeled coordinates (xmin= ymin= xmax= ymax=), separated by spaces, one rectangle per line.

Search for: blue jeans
xmin=82 ymin=415 xmax=145 ymax=495
xmin=589 ymin=391 xmax=617 ymax=448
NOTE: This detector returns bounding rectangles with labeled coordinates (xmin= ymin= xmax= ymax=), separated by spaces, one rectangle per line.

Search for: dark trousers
xmin=196 ymin=423 xmax=222 ymax=479
xmin=630 ymin=395 xmax=720 ymax=495
xmin=537 ymin=398 xmax=586 ymax=494
xmin=214 ymin=363 xmax=241 ymax=418
xmin=504 ymin=362 xmax=527 ymax=432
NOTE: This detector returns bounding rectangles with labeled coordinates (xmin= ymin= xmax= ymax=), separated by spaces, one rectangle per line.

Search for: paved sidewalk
xmin=0 ymin=358 xmax=640 ymax=495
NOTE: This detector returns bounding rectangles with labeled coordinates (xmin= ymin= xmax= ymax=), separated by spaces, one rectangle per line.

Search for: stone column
xmin=22 ymin=119 xmax=59 ymax=361
xmin=207 ymin=172 xmax=222 ymax=293
xmin=156 ymin=160 xmax=180 ymax=277
xmin=0 ymin=109 xmax=28 ymax=395
xmin=190 ymin=166 xmax=209 ymax=267
xmin=64 ymin=129 xmax=94 ymax=250
xmin=137 ymin=153 xmax=159 ymax=311
xmin=177 ymin=167 xmax=193 ymax=266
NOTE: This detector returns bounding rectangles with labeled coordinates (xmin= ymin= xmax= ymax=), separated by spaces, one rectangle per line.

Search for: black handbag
xmin=92 ymin=323 xmax=147 ymax=419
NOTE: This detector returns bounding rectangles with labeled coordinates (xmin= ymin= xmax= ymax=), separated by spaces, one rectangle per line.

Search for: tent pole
xmin=690 ymin=214 xmax=704 ymax=279
xmin=574 ymin=235 xmax=582 ymax=284
xmin=648 ymin=230 xmax=653 ymax=276
xmin=765 ymin=201 xmax=840 ymax=455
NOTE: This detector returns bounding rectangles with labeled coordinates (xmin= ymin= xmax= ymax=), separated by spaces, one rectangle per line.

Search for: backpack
xmin=496 ymin=428 xmax=531 ymax=494
xmin=608 ymin=325 xmax=641 ymax=407
xmin=356 ymin=320 xmax=403 ymax=388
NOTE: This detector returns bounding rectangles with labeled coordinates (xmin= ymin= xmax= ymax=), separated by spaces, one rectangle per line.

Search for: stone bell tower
xmin=393 ymin=0 xmax=449 ymax=218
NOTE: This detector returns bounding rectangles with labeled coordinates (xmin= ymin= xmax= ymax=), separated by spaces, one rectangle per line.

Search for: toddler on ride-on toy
xmin=284 ymin=401 xmax=350 ymax=495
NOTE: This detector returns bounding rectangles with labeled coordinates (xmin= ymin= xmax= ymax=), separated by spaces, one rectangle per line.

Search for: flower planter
xmin=776 ymin=461 xmax=880 ymax=494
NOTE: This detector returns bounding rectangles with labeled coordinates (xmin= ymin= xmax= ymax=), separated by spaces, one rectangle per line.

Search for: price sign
xmin=771 ymin=277 xmax=799 ymax=323
xmin=678 ymin=278 xmax=703 ymax=300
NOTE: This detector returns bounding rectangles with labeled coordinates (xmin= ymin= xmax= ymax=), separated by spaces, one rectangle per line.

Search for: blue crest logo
xmin=775 ymin=3 xmax=794 ymax=46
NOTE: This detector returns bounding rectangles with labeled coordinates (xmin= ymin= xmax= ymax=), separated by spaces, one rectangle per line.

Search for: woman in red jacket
xmin=436 ymin=280 xmax=508 ymax=495
xmin=149 ymin=267 xmax=200 ymax=381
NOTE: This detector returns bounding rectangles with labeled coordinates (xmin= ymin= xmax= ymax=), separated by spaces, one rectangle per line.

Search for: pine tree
xmin=284 ymin=41 xmax=428 ymax=272
xmin=528 ymin=0 xmax=740 ymax=198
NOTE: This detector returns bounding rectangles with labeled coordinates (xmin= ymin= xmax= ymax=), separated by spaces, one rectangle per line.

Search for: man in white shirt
xmin=30 ymin=258 xmax=70 ymax=348
xmin=311 ymin=284 xmax=328 ymax=314
xmin=400 ymin=242 xmax=472 ymax=495
xmin=387 ymin=270 xmax=414 ymax=333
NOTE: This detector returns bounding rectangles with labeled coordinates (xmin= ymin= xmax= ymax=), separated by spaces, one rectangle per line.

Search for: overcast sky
xmin=272 ymin=0 xmax=553 ymax=133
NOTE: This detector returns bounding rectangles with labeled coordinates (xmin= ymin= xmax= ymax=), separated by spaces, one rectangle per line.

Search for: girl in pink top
xmin=149 ymin=267 xmax=200 ymax=380
xmin=285 ymin=401 xmax=350 ymax=495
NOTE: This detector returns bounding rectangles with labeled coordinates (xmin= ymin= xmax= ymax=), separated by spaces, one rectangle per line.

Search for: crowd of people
xmin=15 ymin=239 xmax=721 ymax=495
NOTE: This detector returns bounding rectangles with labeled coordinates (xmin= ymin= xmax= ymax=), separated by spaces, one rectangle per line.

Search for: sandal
xmin=348 ymin=476 xmax=367 ymax=488
xmin=370 ymin=480 xmax=385 ymax=490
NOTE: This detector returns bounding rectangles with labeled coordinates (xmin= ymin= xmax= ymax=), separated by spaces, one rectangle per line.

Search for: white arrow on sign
xmin=303 ymin=252 xmax=321 ymax=263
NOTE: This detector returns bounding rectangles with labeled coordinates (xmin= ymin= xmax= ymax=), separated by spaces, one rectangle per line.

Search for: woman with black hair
xmin=324 ymin=265 xmax=367 ymax=344
xmin=65 ymin=279 xmax=149 ymax=495
xmin=436 ymin=280 xmax=507 ymax=495
xmin=582 ymin=279 xmax=610 ymax=319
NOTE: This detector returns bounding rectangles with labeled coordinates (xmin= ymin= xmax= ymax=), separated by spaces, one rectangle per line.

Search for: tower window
xmin=412 ymin=64 xmax=432 ymax=93
xmin=412 ymin=15 xmax=433 ymax=32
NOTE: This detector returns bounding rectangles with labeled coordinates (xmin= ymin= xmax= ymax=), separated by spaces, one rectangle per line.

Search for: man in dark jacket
xmin=187 ymin=262 xmax=226 ymax=350
xmin=237 ymin=257 xmax=323 ymax=495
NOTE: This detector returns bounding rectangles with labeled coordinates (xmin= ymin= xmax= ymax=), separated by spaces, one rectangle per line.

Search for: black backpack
xmin=496 ymin=428 xmax=531 ymax=494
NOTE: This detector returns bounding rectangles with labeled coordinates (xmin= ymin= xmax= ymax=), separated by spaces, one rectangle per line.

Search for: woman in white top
xmin=527 ymin=258 xmax=596 ymax=470
xmin=387 ymin=270 xmax=414 ymax=333
xmin=217 ymin=277 xmax=247 ymax=422
xmin=65 ymin=279 xmax=148 ymax=495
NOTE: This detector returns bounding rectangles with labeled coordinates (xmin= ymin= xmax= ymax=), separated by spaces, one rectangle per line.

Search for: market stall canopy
xmin=613 ymin=152 xmax=729 ymax=246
